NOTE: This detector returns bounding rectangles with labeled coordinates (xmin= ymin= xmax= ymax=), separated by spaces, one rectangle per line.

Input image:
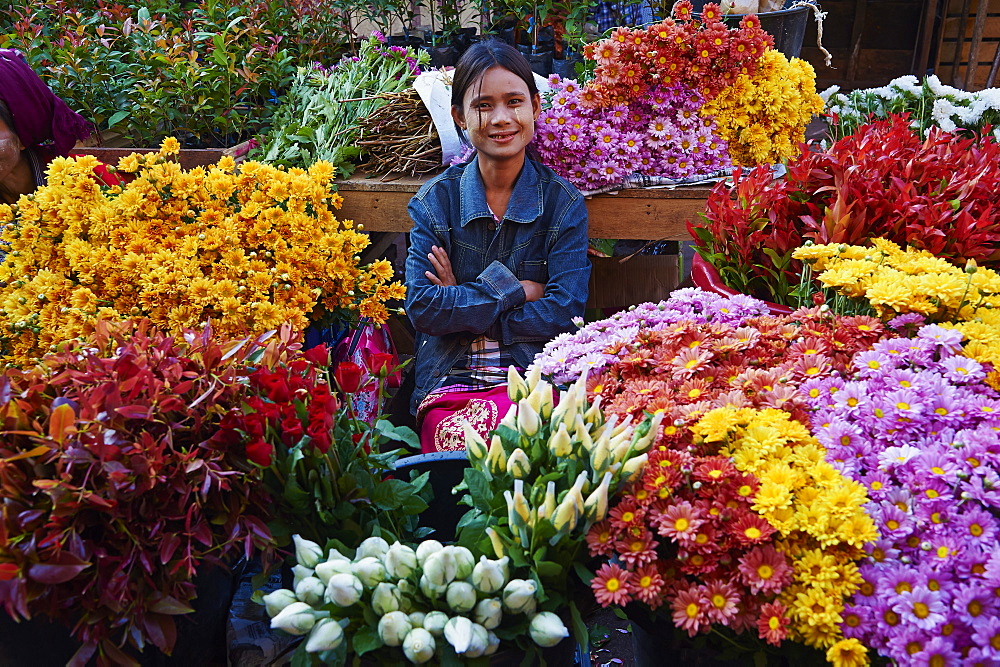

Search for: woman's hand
xmin=425 ymin=245 xmax=457 ymax=287
xmin=519 ymin=280 xmax=545 ymax=302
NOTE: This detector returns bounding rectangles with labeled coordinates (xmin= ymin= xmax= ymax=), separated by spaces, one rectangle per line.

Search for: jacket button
xmin=488 ymin=222 xmax=496 ymax=231
xmin=433 ymin=369 xmax=441 ymax=377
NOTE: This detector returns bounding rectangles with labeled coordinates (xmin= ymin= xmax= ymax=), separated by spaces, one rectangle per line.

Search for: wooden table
xmin=335 ymin=173 xmax=713 ymax=241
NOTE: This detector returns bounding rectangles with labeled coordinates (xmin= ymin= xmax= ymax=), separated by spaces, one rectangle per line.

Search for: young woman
xmin=404 ymin=40 xmax=590 ymax=452
xmin=0 ymin=49 xmax=94 ymax=204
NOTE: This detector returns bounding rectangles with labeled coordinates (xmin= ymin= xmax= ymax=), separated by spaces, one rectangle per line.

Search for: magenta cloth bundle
xmin=0 ymin=49 xmax=92 ymax=163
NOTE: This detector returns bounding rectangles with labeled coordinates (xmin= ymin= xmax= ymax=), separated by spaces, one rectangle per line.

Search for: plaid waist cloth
xmin=439 ymin=335 xmax=518 ymax=393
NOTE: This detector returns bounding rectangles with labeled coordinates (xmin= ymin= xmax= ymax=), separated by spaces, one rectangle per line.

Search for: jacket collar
xmin=458 ymin=156 xmax=543 ymax=227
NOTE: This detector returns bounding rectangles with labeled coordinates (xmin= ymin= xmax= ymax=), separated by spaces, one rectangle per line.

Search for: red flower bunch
xmin=690 ymin=114 xmax=1000 ymax=305
xmin=586 ymin=311 xmax=890 ymax=644
xmin=217 ymin=341 xmax=425 ymax=548
xmin=582 ymin=1 xmax=772 ymax=105
xmin=0 ymin=319 xmax=277 ymax=663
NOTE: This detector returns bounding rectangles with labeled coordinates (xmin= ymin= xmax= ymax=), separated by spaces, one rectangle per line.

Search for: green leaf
xmin=753 ymin=650 xmax=768 ymax=667
xmin=375 ymin=419 xmax=420 ymax=450
xmin=612 ymin=607 xmax=628 ymax=620
xmin=569 ymin=601 xmax=589 ymax=648
xmin=573 ymin=562 xmax=595 ymax=586
xmin=535 ymin=560 xmax=561 ymax=579
xmin=106 ymin=110 xmax=130 ymax=129
xmin=463 ymin=467 xmax=492 ymax=510
xmin=371 ymin=478 xmax=417 ymax=510
xmin=352 ymin=625 xmax=382 ymax=656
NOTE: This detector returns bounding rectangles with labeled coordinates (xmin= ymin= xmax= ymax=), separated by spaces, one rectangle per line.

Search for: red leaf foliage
xmin=0 ymin=319 xmax=306 ymax=663
xmin=689 ymin=115 xmax=1000 ymax=304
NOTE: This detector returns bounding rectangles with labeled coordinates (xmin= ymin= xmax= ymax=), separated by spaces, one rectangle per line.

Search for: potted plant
xmin=0 ymin=141 xmax=404 ymax=366
xmin=0 ymin=318 xmax=280 ymax=664
xmin=688 ymin=114 xmax=1000 ymax=308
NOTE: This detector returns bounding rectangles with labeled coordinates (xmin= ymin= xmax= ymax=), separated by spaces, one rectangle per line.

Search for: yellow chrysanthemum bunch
xmin=0 ymin=140 xmax=404 ymax=365
xmin=700 ymin=49 xmax=824 ymax=166
xmin=693 ymin=407 xmax=876 ymax=652
xmin=793 ymin=238 xmax=1000 ymax=387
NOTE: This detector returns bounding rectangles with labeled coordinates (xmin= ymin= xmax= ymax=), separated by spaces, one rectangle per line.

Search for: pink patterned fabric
xmin=416 ymin=384 xmax=514 ymax=453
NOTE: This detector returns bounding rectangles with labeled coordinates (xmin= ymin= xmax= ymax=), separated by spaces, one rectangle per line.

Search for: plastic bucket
xmin=392 ymin=451 xmax=469 ymax=543
xmin=722 ymin=6 xmax=811 ymax=59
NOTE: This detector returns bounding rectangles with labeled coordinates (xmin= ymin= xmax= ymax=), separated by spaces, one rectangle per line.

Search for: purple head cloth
xmin=0 ymin=49 xmax=92 ymax=164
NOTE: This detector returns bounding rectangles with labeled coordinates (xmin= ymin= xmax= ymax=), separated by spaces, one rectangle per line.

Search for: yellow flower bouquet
xmin=0 ymin=139 xmax=404 ymax=365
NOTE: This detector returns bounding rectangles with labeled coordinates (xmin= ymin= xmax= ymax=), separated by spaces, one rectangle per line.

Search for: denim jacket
xmin=405 ymin=157 xmax=590 ymax=411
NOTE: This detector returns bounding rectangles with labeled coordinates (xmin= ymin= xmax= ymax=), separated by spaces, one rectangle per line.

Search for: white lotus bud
xmin=314 ymin=558 xmax=353 ymax=584
xmin=262 ymin=588 xmax=298 ymax=617
xmin=402 ymin=627 xmax=436 ymax=664
xmin=352 ymin=557 xmax=386 ymax=588
xmin=487 ymin=434 xmax=508 ymax=475
xmin=423 ymin=548 xmax=457 ymax=587
xmin=295 ymin=576 xmax=325 ymax=607
xmin=529 ymin=611 xmax=569 ymax=647
xmin=378 ymin=611 xmax=413 ymax=647
xmin=502 ymin=579 xmax=538 ymax=615
xmin=408 ymin=611 xmax=426 ymax=628
xmin=538 ymin=481 xmax=557 ymax=522
xmin=548 ymin=423 xmax=573 ymax=458
xmin=499 ymin=404 xmax=518 ymax=430
xmin=292 ymin=564 xmax=314 ymax=589
xmin=270 ymin=601 xmax=320 ymax=635
xmin=485 ymin=630 xmax=501 ymax=656
xmin=551 ymin=389 xmax=577 ymax=424
xmin=506 ymin=448 xmax=531 ymax=478
xmin=464 ymin=422 xmax=488 ymax=462
xmin=356 ymin=536 xmax=390 ymax=560
xmin=507 ymin=366 xmax=529 ymax=401
xmin=486 ymin=526 xmax=506 ymax=559
xmin=304 ymin=618 xmax=344 ymax=652
xmin=474 ymin=598 xmax=503 ymax=629
xmin=446 ymin=581 xmax=477 ymax=613
xmin=576 ymin=416 xmax=593 ymax=451
xmin=450 ymin=546 xmax=476 ymax=580
xmin=423 ymin=610 xmax=449 ymax=637
xmin=525 ymin=364 xmax=542 ymax=391
xmin=372 ymin=582 xmax=402 ymax=615
xmin=415 ymin=540 xmax=444 ymax=566
xmin=465 ymin=623 xmax=490 ymax=658
xmin=419 ymin=573 xmax=449 ymax=599
xmin=516 ymin=400 xmax=540 ymax=436
xmin=472 ymin=555 xmax=509 ymax=594
xmin=584 ymin=471 xmax=613 ymax=522
xmin=293 ymin=535 xmax=324 ymax=569
xmin=384 ymin=542 xmax=418 ymax=579
xmin=324 ymin=573 xmax=363 ymax=607
xmin=526 ymin=380 xmax=553 ymax=419
xmin=621 ymin=453 xmax=648 ymax=483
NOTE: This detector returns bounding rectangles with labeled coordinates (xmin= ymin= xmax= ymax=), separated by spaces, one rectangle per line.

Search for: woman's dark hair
xmin=0 ymin=99 xmax=15 ymax=135
xmin=450 ymin=39 xmax=538 ymax=113
xmin=450 ymin=39 xmax=539 ymax=150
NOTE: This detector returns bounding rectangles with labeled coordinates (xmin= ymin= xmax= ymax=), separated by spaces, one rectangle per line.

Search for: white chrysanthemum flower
xmin=931 ymin=99 xmax=959 ymax=132
xmin=819 ymin=85 xmax=841 ymax=103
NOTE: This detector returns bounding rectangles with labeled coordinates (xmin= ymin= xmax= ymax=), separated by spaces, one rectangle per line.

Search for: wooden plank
xmin=847 ymin=0 xmax=870 ymax=81
xmin=937 ymin=38 xmax=1000 ymax=63
xmin=588 ymin=256 xmax=679 ymax=309
xmin=941 ymin=15 xmax=1000 ymax=39
xmin=965 ymin=0 xmax=992 ymax=88
xmin=334 ymin=173 xmax=712 ymax=240
xmin=914 ymin=0 xmax=942 ymax=74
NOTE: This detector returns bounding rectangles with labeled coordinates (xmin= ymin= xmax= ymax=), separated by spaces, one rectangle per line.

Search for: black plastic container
xmin=392 ymin=450 xmax=469 ymax=543
xmin=719 ymin=5 xmax=812 ymax=59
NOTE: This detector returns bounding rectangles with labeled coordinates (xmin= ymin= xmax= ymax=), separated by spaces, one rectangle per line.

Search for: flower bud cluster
xmin=263 ymin=535 xmax=569 ymax=661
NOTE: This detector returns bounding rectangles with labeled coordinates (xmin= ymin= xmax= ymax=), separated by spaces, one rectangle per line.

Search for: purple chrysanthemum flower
xmin=892 ymin=587 xmax=948 ymax=630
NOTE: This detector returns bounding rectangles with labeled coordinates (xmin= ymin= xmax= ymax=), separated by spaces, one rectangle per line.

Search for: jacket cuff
xmin=480 ymin=260 xmax=525 ymax=311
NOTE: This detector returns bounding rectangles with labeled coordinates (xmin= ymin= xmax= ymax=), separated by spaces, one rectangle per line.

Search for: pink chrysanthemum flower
xmin=671 ymin=583 xmax=709 ymax=636
xmin=737 ymin=545 xmax=794 ymax=594
xmin=592 ymin=563 xmax=633 ymax=606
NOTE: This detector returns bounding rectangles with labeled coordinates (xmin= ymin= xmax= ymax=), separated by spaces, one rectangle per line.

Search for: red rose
xmin=334 ymin=361 xmax=364 ymax=394
xmin=281 ymin=417 xmax=305 ymax=447
xmin=246 ymin=437 xmax=273 ymax=466
xmin=304 ymin=345 xmax=330 ymax=367
xmin=306 ymin=421 xmax=332 ymax=453
xmin=261 ymin=374 xmax=291 ymax=403
xmin=812 ymin=292 xmax=826 ymax=306
xmin=365 ymin=351 xmax=396 ymax=378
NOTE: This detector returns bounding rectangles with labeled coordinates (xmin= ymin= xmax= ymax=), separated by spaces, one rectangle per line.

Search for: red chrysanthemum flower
xmin=609 ymin=498 xmax=646 ymax=530
xmin=693 ymin=456 xmax=738 ymax=485
xmin=630 ymin=563 xmax=666 ymax=608
xmin=592 ymin=563 xmax=633 ymax=607
xmin=671 ymin=583 xmax=708 ymax=636
xmin=737 ymin=545 xmax=794 ymax=595
xmin=757 ymin=601 xmax=791 ymax=646
xmin=654 ymin=500 xmax=704 ymax=542
xmin=703 ymin=580 xmax=740 ymax=624
xmin=586 ymin=519 xmax=618 ymax=557
xmin=615 ymin=528 xmax=658 ymax=567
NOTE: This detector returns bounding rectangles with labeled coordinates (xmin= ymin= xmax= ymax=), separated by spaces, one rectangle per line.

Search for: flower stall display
xmin=252 ymin=33 xmax=428 ymax=175
xmin=454 ymin=368 xmax=661 ymax=651
xmin=690 ymin=114 xmax=1000 ymax=307
xmin=215 ymin=342 xmax=427 ymax=549
xmin=793 ymin=239 xmax=1000 ymax=388
xmin=533 ymin=1 xmax=822 ymax=192
xmin=801 ymin=326 xmax=1000 ymax=665
xmin=0 ymin=141 xmax=404 ymax=365
xmin=532 ymin=291 xmax=890 ymax=661
xmin=0 ymin=319 xmax=278 ymax=663
xmin=262 ymin=534 xmax=572 ymax=663
xmin=822 ymin=74 xmax=1000 ymax=142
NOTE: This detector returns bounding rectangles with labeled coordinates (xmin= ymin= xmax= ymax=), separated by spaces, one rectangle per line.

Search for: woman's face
xmin=0 ymin=118 xmax=24 ymax=185
xmin=453 ymin=66 xmax=540 ymax=164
